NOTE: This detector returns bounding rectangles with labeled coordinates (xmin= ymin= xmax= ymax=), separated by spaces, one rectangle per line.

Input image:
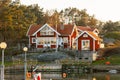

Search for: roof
xmin=75 ymin=31 xmax=101 ymax=40
xmin=87 ymin=31 xmax=101 ymax=40
xmin=77 ymin=26 xmax=93 ymax=31
xmin=33 ymin=23 xmax=60 ymax=36
xmin=57 ymin=24 xmax=74 ymax=36
xmin=26 ymin=23 xmax=75 ymax=36
xmin=26 ymin=24 xmax=42 ymax=36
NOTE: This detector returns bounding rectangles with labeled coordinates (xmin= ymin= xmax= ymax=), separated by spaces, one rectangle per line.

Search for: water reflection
xmin=92 ymin=73 xmax=120 ymax=80
xmin=4 ymin=72 xmax=120 ymax=80
xmin=42 ymin=72 xmax=120 ymax=80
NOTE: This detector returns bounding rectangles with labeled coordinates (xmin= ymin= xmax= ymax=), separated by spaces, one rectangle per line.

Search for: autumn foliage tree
xmin=0 ymin=0 xmax=44 ymax=46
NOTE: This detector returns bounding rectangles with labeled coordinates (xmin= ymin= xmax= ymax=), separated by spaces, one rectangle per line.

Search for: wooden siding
xmin=37 ymin=45 xmax=43 ymax=48
xmin=78 ymin=33 xmax=94 ymax=51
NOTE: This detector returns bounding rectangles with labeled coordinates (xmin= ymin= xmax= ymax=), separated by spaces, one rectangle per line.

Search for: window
xmin=83 ymin=34 xmax=88 ymax=37
xmin=63 ymin=37 xmax=68 ymax=43
xmin=32 ymin=38 xmax=36 ymax=43
xmin=37 ymin=37 xmax=56 ymax=46
xmin=38 ymin=38 xmax=44 ymax=45
xmin=82 ymin=40 xmax=90 ymax=50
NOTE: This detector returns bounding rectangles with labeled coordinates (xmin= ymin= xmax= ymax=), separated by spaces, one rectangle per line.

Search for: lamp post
xmin=23 ymin=47 xmax=28 ymax=80
xmin=0 ymin=42 xmax=7 ymax=80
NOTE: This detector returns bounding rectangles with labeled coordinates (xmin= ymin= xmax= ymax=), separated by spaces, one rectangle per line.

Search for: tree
xmin=43 ymin=10 xmax=60 ymax=27
xmin=88 ymin=15 xmax=98 ymax=28
xmin=0 ymin=1 xmax=45 ymax=46
xmin=0 ymin=1 xmax=12 ymax=41
xmin=27 ymin=4 xmax=44 ymax=24
xmin=104 ymin=32 xmax=120 ymax=40
xmin=102 ymin=21 xmax=120 ymax=34
xmin=59 ymin=8 xmax=99 ymax=27
xmin=0 ymin=0 xmax=11 ymax=8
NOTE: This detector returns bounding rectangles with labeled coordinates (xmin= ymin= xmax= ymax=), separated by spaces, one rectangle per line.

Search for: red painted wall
xmin=51 ymin=45 xmax=56 ymax=48
xmin=77 ymin=33 xmax=100 ymax=51
xmin=95 ymin=40 xmax=100 ymax=51
xmin=37 ymin=45 xmax=43 ymax=48
xmin=37 ymin=45 xmax=56 ymax=48
xmin=77 ymin=33 xmax=97 ymax=51
xmin=64 ymin=43 xmax=68 ymax=48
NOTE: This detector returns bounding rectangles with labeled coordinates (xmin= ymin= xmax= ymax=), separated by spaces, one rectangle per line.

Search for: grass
xmin=92 ymin=54 xmax=120 ymax=65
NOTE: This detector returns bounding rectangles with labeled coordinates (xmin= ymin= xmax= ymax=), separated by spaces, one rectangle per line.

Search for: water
xmin=4 ymin=72 xmax=120 ymax=80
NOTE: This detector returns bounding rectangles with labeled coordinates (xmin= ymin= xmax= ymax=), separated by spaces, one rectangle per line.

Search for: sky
xmin=18 ymin=0 xmax=120 ymax=22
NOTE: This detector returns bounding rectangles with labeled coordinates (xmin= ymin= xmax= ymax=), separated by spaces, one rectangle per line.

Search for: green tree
xmin=102 ymin=21 xmax=120 ymax=33
xmin=0 ymin=1 xmax=12 ymax=41
xmin=28 ymin=4 xmax=44 ymax=24
xmin=0 ymin=0 xmax=45 ymax=47
xmin=104 ymin=32 xmax=120 ymax=40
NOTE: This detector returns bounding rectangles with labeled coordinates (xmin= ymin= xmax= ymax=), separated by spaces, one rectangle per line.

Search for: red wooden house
xmin=26 ymin=23 xmax=102 ymax=52
xmin=75 ymin=31 xmax=101 ymax=51
xmin=26 ymin=23 xmax=78 ymax=49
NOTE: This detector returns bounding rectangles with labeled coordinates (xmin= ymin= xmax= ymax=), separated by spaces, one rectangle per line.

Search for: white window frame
xmin=32 ymin=38 xmax=36 ymax=43
xmin=63 ymin=37 xmax=68 ymax=43
xmin=81 ymin=40 xmax=90 ymax=50
xmin=83 ymin=34 xmax=88 ymax=37
xmin=37 ymin=37 xmax=56 ymax=46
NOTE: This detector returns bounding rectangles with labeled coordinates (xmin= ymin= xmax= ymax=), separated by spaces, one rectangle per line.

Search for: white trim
xmin=93 ymin=39 xmax=95 ymax=51
xmin=35 ymin=34 xmax=37 ymax=48
xmin=93 ymin=28 xmax=99 ymax=34
xmin=32 ymin=38 xmax=36 ymax=43
xmin=28 ymin=36 xmax=30 ymax=48
xmin=33 ymin=23 xmax=61 ymax=36
xmin=56 ymin=34 xmax=59 ymax=52
xmin=70 ymin=25 xmax=76 ymax=36
xmin=69 ymin=35 xmax=71 ymax=48
xmin=81 ymin=40 xmax=90 ymax=50
xmin=26 ymin=24 xmax=33 ymax=36
xmin=75 ymin=31 xmax=96 ymax=41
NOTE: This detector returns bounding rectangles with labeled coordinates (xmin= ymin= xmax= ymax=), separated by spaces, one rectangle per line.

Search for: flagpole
xmin=56 ymin=20 xmax=58 ymax=52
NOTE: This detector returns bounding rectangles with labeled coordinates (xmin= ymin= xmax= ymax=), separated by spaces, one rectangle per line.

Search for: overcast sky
xmin=18 ymin=0 xmax=120 ymax=22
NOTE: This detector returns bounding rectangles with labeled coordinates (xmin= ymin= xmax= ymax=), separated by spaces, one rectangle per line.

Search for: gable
xmin=93 ymin=28 xmax=99 ymax=34
xmin=75 ymin=31 xmax=101 ymax=40
xmin=40 ymin=24 xmax=54 ymax=35
xmin=33 ymin=23 xmax=60 ymax=36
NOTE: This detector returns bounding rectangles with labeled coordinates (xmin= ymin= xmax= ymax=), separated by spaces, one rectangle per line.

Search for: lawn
xmin=92 ymin=54 xmax=120 ymax=65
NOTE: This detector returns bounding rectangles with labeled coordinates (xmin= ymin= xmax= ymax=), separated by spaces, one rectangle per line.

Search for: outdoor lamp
xmin=0 ymin=42 xmax=7 ymax=49
xmin=23 ymin=47 xmax=28 ymax=52
xmin=0 ymin=42 xmax=7 ymax=80
xmin=23 ymin=47 xmax=28 ymax=80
